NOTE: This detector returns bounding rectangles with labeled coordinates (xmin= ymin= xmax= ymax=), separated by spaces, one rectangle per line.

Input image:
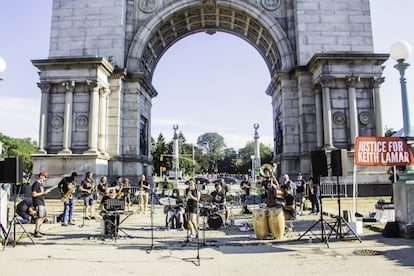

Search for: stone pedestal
xmin=393 ymin=170 xmax=414 ymax=238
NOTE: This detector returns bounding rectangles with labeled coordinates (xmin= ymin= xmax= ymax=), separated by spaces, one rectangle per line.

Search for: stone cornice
xmin=32 ymin=56 xmax=114 ymax=76
xmin=307 ymin=52 xmax=389 ymax=73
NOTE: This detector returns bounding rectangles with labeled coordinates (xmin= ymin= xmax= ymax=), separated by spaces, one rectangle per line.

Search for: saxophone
xmin=116 ymin=183 xmax=124 ymax=199
xmin=61 ymin=186 xmax=76 ymax=202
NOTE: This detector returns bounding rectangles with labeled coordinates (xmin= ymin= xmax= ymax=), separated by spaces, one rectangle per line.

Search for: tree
xmin=0 ymin=133 xmax=37 ymax=173
xmin=196 ymin=132 xmax=226 ymax=173
xmin=151 ymin=133 xmax=170 ymax=176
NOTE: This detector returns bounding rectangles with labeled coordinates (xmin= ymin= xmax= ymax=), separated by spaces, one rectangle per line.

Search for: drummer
xmin=211 ymin=183 xmax=229 ymax=225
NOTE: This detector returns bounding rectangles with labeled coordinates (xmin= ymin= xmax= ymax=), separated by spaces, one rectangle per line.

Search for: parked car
xmin=213 ymin=176 xmax=238 ymax=185
xmin=195 ymin=177 xmax=210 ymax=184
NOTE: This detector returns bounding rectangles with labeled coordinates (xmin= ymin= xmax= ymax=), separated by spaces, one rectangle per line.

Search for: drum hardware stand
xmin=327 ymin=176 xmax=362 ymax=242
xmin=146 ymin=183 xmax=156 ymax=254
xmin=297 ymin=187 xmax=330 ymax=248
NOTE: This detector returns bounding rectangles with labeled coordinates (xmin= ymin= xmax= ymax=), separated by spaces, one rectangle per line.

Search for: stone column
xmin=36 ymin=82 xmax=50 ymax=154
xmin=58 ymin=81 xmax=75 ymax=154
xmin=345 ymin=76 xmax=360 ymax=148
xmin=86 ymin=81 xmax=100 ymax=154
xmin=313 ymin=84 xmax=323 ymax=148
xmin=98 ymin=87 xmax=109 ymax=154
xmin=320 ymin=77 xmax=334 ymax=149
xmin=372 ymin=77 xmax=385 ymax=137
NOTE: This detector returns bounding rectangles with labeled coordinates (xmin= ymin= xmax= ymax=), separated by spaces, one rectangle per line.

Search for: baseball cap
xmin=40 ymin=171 xmax=48 ymax=178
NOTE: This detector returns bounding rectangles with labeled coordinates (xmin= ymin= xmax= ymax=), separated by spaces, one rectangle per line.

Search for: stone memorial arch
xmin=32 ymin=0 xmax=388 ymax=183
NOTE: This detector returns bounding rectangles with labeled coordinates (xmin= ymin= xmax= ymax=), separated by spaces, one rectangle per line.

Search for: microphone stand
xmin=182 ymin=181 xmax=213 ymax=266
xmin=146 ymin=182 xmax=155 ymax=254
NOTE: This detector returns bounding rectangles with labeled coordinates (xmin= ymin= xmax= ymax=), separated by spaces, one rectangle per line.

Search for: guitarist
xmin=58 ymin=172 xmax=78 ymax=226
xmin=79 ymin=171 xmax=96 ymax=220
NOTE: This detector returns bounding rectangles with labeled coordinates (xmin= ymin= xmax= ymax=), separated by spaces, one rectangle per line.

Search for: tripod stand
xmin=297 ymin=192 xmax=330 ymax=248
xmin=2 ymin=215 xmax=35 ymax=251
xmin=327 ymin=176 xmax=362 ymax=242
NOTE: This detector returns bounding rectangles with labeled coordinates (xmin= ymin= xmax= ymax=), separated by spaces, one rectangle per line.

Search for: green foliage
xmin=151 ymin=131 xmax=273 ymax=176
xmin=385 ymin=127 xmax=397 ymax=137
xmin=0 ymin=132 xmax=37 ymax=173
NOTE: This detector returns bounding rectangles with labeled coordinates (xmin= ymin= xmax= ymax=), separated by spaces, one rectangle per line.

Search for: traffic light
xmin=160 ymin=155 xmax=163 ymax=161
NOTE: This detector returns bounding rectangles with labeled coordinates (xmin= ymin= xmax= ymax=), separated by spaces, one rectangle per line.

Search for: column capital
xmin=345 ymin=76 xmax=361 ymax=88
xmin=99 ymin=87 xmax=110 ymax=97
xmin=37 ymin=81 xmax=51 ymax=92
xmin=319 ymin=76 xmax=334 ymax=88
xmin=372 ymin=76 xmax=385 ymax=88
xmin=62 ymin=81 xmax=75 ymax=91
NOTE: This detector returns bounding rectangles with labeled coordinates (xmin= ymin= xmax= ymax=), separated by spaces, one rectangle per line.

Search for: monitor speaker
xmin=331 ymin=149 xmax=348 ymax=177
xmin=0 ymin=157 xmax=24 ymax=183
xmin=311 ymin=150 xmax=328 ymax=177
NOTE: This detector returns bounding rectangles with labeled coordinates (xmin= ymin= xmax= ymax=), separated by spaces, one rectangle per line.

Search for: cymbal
xmin=200 ymin=194 xmax=213 ymax=202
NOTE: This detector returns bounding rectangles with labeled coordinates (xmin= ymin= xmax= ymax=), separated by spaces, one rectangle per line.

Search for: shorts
xmin=35 ymin=205 xmax=47 ymax=218
xmin=296 ymin=192 xmax=304 ymax=204
xmin=186 ymin=205 xmax=197 ymax=214
xmin=84 ymin=195 xmax=94 ymax=206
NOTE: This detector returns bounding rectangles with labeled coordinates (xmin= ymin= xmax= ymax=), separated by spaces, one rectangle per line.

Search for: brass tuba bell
xmin=260 ymin=163 xmax=276 ymax=177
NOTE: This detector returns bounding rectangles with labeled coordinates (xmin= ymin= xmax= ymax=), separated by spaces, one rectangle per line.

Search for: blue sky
xmin=0 ymin=0 xmax=413 ymax=149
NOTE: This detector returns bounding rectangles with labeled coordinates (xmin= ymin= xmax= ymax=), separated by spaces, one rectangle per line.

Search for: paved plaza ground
xmin=1 ymin=196 xmax=413 ymax=276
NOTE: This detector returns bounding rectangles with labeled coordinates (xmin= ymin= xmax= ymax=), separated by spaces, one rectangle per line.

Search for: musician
xmin=58 ymin=172 xmax=78 ymax=226
xmin=185 ymin=178 xmax=200 ymax=239
xmin=99 ymin=188 xmax=117 ymax=212
xmin=16 ymin=198 xmax=36 ymax=224
xmin=122 ymin=178 xmax=132 ymax=207
xmin=79 ymin=171 xmax=96 ymax=220
xmin=211 ymin=183 xmax=230 ymax=225
xmin=260 ymin=170 xmax=279 ymax=208
xmin=239 ymin=174 xmax=251 ymax=214
xmin=295 ymin=173 xmax=306 ymax=216
xmin=138 ymin=174 xmax=150 ymax=214
xmin=97 ymin=176 xmax=109 ymax=202
xmin=110 ymin=176 xmax=122 ymax=190
xmin=31 ymin=171 xmax=50 ymax=237
xmin=165 ymin=188 xmax=184 ymax=230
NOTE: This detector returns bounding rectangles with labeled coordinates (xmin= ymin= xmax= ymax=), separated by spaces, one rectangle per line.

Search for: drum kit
xmin=198 ymin=194 xmax=224 ymax=230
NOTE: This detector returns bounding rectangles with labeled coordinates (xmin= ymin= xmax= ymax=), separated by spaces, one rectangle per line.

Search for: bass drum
xmin=208 ymin=214 xmax=223 ymax=230
xmin=253 ymin=208 xmax=269 ymax=239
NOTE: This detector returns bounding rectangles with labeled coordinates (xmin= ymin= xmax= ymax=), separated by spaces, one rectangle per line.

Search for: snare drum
xmin=253 ymin=208 xmax=269 ymax=239
xmin=268 ymin=207 xmax=285 ymax=239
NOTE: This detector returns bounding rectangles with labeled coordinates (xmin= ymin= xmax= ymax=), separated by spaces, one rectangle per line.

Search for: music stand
xmin=327 ymin=176 xmax=362 ymax=242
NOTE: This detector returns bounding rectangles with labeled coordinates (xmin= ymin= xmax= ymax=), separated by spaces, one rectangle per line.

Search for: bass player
xmin=58 ymin=172 xmax=78 ymax=226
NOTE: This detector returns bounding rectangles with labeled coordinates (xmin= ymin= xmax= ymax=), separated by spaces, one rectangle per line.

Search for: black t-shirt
xmin=32 ymin=180 xmax=45 ymax=207
xmin=17 ymin=198 xmax=32 ymax=214
xmin=186 ymin=188 xmax=198 ymax=207
xmin=211 ymin=190 xmax=225 ymax=204
xmin=295 ymin=179 xmax=305 ymax=193
xmin=240 ymin=180 xmax=250 ymax=195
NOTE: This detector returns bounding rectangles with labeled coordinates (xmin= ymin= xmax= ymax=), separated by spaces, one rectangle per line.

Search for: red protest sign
xmin=355 ymin=136 xmax=414 ymax=166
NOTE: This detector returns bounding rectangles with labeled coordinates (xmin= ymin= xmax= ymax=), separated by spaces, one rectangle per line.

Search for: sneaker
xmin=38 ymin=231 xmax=46 ymax=235
xmin=33 ymin=232 xmax=43 ymax=238
xmin=61 ymin=223 xmax=68 ymax=226
xmin=90 ymin=216 xmax=95 ymax=220
xmin=69 ymin=222 xmax=75 ymax=225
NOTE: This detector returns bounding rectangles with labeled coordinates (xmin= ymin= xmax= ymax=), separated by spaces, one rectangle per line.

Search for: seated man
xmin=16 ymin=198 xmax=36 ymax=224
xmin=211 ymin=183 xmax=230 ymax=225
xmin=165 ymin=189 xmax=184 ymax=230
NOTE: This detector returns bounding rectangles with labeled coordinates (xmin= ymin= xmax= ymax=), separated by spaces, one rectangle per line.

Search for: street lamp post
xmin=390 ymin=40 xmax=414 ymax=238
xmin=0 ymin=56 xmax=6 ymax=81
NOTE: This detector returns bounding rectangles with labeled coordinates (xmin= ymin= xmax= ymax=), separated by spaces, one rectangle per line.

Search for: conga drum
xmin=253 ymin=208 xmax=269 ymax=239
xmin=268 ymin=208 xmax=285 ymax=239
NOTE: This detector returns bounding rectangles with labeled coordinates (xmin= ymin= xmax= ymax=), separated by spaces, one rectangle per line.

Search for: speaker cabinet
xmin=331 ymin=149 xmax=348 ymax=177
xmin=311 ymin=150 xmax=328 ymax=177
xmin=0 ymin=157 xmax=24 ymax=183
